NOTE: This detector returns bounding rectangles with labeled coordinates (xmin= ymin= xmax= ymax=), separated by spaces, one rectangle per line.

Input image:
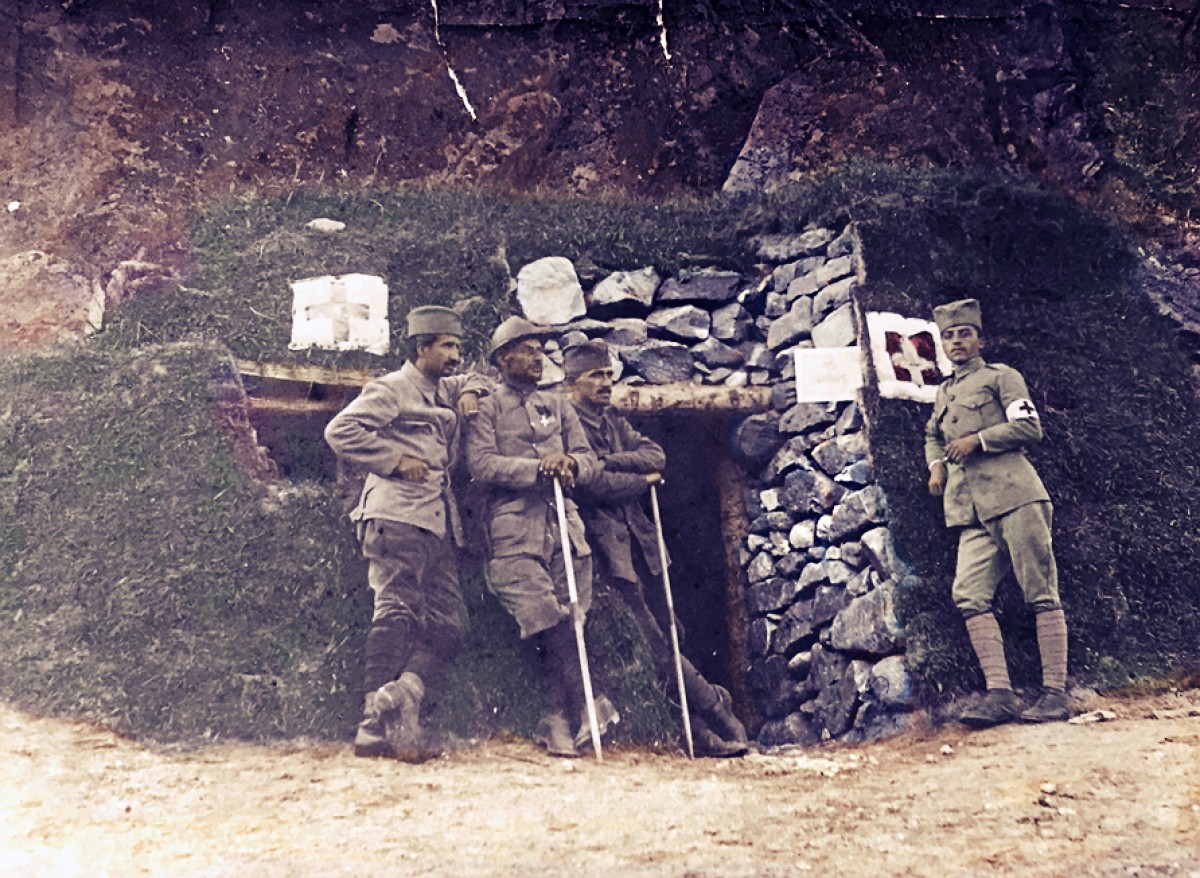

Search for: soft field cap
xmin=406 ymin=305 xmax=463 ymax=337
xmin=933 ymin=298 xmax=982 ymax=332
xmin=563 ymin=340 xmax=612 ymax=378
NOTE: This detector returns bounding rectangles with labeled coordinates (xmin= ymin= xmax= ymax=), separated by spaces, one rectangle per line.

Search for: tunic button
xmin=951 ymin=416 xmax=958 ymax=423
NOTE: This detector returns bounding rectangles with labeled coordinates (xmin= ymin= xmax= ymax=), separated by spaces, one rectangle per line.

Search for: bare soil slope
xmin=3 ymin=691 xmax=1198 ymax=877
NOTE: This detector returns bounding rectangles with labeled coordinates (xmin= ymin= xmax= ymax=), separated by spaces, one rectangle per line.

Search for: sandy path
xmin=2 ymin=692 xmax=1198 ymax=877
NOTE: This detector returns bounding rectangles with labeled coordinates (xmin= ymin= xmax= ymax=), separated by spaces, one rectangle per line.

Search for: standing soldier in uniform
xmin=325 ymin=305 xmax=487 ymax=761
xmin=925 ymin=298 xmax=1070 ymax=727
xmin=465 ymin=317 xmax=618 ymax=758
xmin=563 ymin=341 xmax=749 ymax=757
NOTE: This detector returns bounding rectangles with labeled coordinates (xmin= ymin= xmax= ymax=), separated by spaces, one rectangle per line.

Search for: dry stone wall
xmin=513 ymin=224 xmax=917 ymax=746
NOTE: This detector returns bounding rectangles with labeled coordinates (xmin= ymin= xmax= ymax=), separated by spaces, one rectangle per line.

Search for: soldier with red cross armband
xmin=924 ymin=298 xmax=1070 ymax=728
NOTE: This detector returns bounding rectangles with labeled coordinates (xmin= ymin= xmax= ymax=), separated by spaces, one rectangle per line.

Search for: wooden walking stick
xmin=649 ymin=483 xmax=695 ymax=759
xmin=552 ymin=477 xmax=604 ymax=761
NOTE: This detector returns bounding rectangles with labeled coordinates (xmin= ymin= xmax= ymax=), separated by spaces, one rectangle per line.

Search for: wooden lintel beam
xmin=247 ymin=396 xmax=343 ymax=414
xmin=237 ymin=360 xmax=375 ymax=387
xmin=611 ymin=383 xmax=772 ymax=414
xmin=237 ymin=359 xmax=774 ymax=415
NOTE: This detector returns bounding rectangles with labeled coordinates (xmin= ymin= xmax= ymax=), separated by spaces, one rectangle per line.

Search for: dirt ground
xmin=2 ymin=691 xmax=1198 ymax=878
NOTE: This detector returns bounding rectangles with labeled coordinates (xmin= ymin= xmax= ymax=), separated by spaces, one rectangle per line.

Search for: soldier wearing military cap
xmin=465 ymin=318 xmax=618 ymax=757
xmin=925 ymin=298 xmax=1070 ymax=727
xmin=564 ymin=341 xmax=749 ymax=757
xmin=325 ymin=304 xmax=489 ymax=760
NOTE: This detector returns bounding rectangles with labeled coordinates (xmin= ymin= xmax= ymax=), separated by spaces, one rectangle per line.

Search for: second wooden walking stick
xmin=552 ymin=476 xmax=604 ymax=761
xmin=649 ymin=483 xmax=694 ymax=759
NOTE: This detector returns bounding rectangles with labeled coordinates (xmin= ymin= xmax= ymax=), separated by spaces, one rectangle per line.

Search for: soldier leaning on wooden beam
xmin=563 ymin=340 xmax=750 ymax=758
xmin=464 ymin=317 xmax=619 ymax=758
xmin=324 ymin=305 xmax=489 ymax=762
xmin=925 ymin=298 xmax=1070 ymax=728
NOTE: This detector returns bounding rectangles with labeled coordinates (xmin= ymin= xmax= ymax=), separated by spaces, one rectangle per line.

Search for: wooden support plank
xmin=246 ymin=396 xmax=343 ymax=414
xmin=237 ymin=360 xmax=376 ymax=387
xmin=236 ymin=360 xmax=774 ymax=416
xmin=611 ymin=383 xmax=772 ymax=414
xmin=710 ymin=442 xmax=758 ymax=732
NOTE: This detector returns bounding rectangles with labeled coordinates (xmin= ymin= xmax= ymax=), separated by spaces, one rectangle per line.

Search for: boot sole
xmin=695 ymin=742 xmax=749 ymax=758
xmin=960 ymin=714 xmax=1020 ymax=729
xmin=354 ymin=740 xmax=395 ymax=759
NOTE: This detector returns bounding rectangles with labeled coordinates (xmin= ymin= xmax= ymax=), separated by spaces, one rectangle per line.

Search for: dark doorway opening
xmin=629 ymin=413 xmax=736 ymax=693
xmin=240 ymin=377 xmax=352 ymax=482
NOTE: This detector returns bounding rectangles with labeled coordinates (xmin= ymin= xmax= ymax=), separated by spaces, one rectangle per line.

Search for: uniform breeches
xmin=360 ymin=519 xmax=467 ymax=694
xmin=608 ymin=574 xmax=712 ymax=707
xmin=487 ymin=540 xmax=593 ymax=640
xmin=952 ymin=500 xmax=1060 ymax=618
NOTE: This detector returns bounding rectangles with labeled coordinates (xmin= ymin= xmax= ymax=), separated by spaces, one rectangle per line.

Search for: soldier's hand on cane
xmin=394 ymin=455 xmax=431 ymax=482
xmin=539 ymin=452 xmax=578 ymax=489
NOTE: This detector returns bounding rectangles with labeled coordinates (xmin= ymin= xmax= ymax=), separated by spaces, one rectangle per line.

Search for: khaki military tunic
xmin=572 ymin=400 xmax=667 ymax=582
xmin=326 ymin=362 xmax=485 ymax=542
xmin=924 ymin=357 xmax=1060 ymax=616
xmin=465 ymin=380 xmax=599 ymax=638
xmin=324 ymin=362 xmax=486 ymax=676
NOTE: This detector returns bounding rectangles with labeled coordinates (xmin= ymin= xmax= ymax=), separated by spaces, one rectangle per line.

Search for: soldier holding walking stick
xmin=464 ymin=318 xmax=619 ymax=758
xmin=563 ymin=341 xmax=749 ymax=758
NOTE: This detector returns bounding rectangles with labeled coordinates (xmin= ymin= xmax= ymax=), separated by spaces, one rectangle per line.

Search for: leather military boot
xmin=1021 ymin=688 xmax=1069 ymax=723
xmin=534 ymin=712 xmax=578 ymax=758
xmin=707 ymin=685 xmax=749 ymax=745
xmin=354 ymin=691 xmax=394 ymax=759
xmin=960 ymin=688 xmax=1023 ymax=729
xmin=690 ymin=717 xmax=748 ymax=758
xmin=574 ymin=694 xmax=621 ymax=751
xmin=375 ymin=673 xmax=440 ymax=763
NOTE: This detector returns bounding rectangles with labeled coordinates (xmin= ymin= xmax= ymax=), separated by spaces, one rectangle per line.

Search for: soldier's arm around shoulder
xmin=977 ymin=365 xmax=1044 ymax=453
xmin=442 ymin=371 xmax=495 ymax=415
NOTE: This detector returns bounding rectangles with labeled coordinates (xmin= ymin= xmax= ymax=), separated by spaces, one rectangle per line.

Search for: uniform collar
xmin=399 ymin=360 xmax=438 ymax=404
xmin=572 ymin=397 xmax=605 ymax=424
xmin=952 ymin=356 xmax=987 ymax=379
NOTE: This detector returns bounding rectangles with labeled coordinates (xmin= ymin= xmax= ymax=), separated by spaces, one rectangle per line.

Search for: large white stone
xmin=516 ymin=256 xmax=586 ymax=325
xmin=588 ymin=266 xmax=660 ymax=312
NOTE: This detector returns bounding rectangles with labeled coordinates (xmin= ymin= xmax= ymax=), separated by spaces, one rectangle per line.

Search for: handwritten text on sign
xmin=793 ymin=347 xmax=863 ymax=403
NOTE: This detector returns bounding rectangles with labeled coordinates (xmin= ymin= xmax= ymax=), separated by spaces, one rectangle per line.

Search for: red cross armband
xmin=1006 ymin=399 xmax=1040 ymax=421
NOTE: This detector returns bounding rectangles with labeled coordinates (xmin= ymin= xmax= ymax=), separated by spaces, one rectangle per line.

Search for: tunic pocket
xmin=959 ymin=391 xmax=998 ymax=432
